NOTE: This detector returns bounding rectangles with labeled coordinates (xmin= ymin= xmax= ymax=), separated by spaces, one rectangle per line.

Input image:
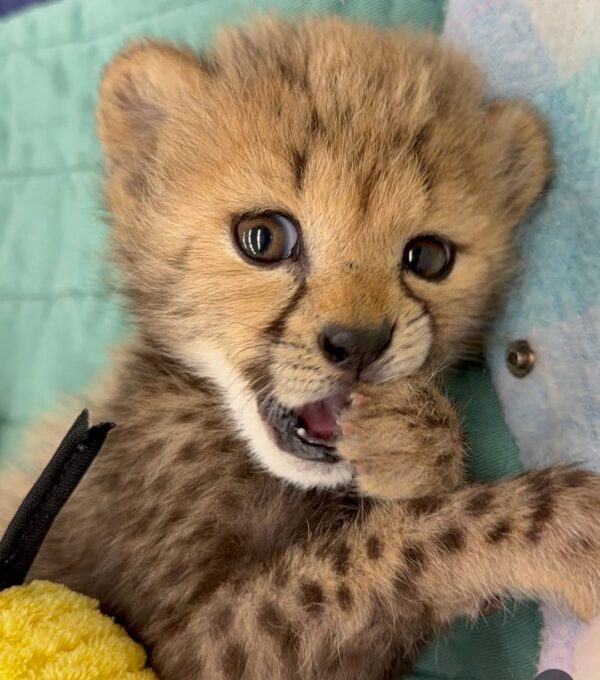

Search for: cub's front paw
xmin=337 ymin=378 xmax=465 ymax=499
xmin=553 ymin=471 xmax=600 ymax=621
xmin=522 ymin=468 xmax=600 ymax=621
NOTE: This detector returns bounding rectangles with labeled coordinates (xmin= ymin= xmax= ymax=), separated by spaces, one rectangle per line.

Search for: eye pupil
xmin=244 ymin=225 xmax=272 ymax=256
xmin=403 ymin=236 xmax=454 ymax=280
xmin=234 ymin=213 xmax=299 ymax=264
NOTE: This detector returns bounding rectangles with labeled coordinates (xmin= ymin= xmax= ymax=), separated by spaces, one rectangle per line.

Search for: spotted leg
xmin=148 ymin=467 xmax=600 ymax=680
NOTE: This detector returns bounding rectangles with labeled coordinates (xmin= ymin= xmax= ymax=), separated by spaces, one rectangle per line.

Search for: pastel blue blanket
xmin=445 ymin=0 xmax=600 ymax=673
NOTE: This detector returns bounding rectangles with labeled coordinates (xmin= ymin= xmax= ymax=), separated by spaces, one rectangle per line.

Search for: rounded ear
xmin=485 ymin=101 xmax=553 ymax=225
xmin=96 ymin=40 xmax=206 ymax=166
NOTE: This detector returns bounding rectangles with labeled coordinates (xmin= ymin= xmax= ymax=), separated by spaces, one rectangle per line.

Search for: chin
xmin=184 ymin=341 xmax=356 ymax=489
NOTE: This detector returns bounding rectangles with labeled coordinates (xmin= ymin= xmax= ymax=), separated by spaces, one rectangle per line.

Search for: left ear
xmin=485 ymin=101 xmax=553 ymax=225
xmin=97 ymin=40 xmax=208 ymax=169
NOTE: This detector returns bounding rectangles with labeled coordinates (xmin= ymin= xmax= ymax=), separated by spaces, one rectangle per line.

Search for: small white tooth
xmin=296 ymin=427 xmax=307 ymax=437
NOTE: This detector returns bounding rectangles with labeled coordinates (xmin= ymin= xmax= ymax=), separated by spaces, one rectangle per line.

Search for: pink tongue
xmin=298 ymin=392 xmax=347 ymax=440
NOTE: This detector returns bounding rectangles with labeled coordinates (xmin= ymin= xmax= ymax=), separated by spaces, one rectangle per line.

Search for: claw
xmin=351 ymin=393 xmax=367 ymax=407
xmin=341 ymin=422 xmax=355 ymax=436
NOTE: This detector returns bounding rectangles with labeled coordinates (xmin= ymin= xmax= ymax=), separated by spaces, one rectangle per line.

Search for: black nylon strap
xmin=0 ymin=409 xmax=114 ymax=590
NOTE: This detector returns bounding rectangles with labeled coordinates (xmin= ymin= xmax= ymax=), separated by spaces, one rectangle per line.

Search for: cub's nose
xmin=318 ymin=322 xmax=393 ymax=372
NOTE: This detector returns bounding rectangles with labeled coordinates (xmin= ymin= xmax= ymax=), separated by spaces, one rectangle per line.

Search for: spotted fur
xmin=2 ymin=16 xmax=600 ymax=680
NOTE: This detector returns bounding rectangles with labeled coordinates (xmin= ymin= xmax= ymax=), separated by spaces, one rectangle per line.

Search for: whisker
xmin=275 ymin=339 xmax=311 ymax=351
xmin=286 ymin=363 xmax=321 ymax=374
xmin=228 ymin=341 xmax=271 ymax=363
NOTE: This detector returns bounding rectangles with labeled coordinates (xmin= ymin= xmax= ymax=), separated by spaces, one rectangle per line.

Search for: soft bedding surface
xmin=0 ymin=1 xmax=541 ymax=677
xmin=445 ymin=0 xmax=600 ymax=674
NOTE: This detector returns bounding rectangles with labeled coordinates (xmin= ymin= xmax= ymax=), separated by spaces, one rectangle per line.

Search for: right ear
xmin=96 ymin=40 xmax=207 ymax=167
xmin=483 ymin=100 xmax=553 ymax=226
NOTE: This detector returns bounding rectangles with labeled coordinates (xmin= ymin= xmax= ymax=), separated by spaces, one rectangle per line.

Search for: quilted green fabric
xmin=0 ymin=0 xmax=540 ymax=678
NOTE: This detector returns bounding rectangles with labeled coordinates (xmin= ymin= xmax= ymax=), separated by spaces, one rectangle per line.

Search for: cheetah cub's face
xmin=97 ymin=18 xmax=550 ymax=488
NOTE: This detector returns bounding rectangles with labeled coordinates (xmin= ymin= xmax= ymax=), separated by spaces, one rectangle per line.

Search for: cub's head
xmin=97 ymin=17 xmax=551 ymax=488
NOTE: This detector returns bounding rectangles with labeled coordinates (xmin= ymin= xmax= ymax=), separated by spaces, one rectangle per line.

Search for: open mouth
xmin=258 ymin=392 xmax=349 ymax=464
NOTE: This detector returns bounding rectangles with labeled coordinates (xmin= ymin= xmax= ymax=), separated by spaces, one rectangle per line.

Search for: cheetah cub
xmin=5 ymin=15 xmax=600 ymax=680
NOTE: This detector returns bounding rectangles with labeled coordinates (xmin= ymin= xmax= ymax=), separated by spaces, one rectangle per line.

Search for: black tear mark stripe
xmin=397 ymin=277 xmax=435 ymax=364
xmin=263 ymin=280 xmax=308 ymax=343
xmin=397 ymin=278 xmax=430 ymax=319
xmin=405 ymin=309 xmax=428 ymax=328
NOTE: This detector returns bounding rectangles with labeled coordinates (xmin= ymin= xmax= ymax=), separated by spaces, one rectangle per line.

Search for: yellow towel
xmin=0 ymin=580 xmax=157 ymax=679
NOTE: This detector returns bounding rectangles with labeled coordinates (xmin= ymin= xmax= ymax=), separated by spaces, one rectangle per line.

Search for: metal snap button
xmin=506 ymin=339 xmax=535 ymax=378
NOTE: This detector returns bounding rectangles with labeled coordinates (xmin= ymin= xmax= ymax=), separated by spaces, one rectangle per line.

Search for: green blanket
xmin=0 ymin=0 xmax=540 ymax=677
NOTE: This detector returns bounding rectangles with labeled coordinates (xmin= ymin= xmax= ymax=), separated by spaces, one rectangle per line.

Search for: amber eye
xmin=402 ymin=235 xmax=455 ymax=280
xmin=234 ymin=213 xmax=299 ymax=264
